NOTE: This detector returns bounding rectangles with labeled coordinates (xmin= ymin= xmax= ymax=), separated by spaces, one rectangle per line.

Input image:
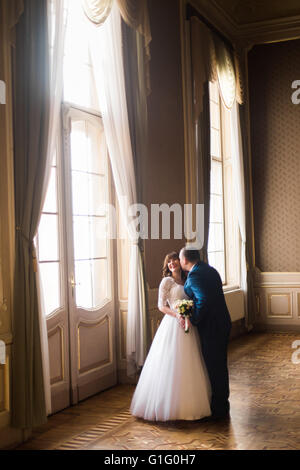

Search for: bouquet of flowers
xmin=175 ymin=299 xmax=194 ymax=333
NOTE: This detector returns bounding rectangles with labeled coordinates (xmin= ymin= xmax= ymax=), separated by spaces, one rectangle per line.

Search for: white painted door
xmin=63 ymin=105 xmax=117 ymax=404
xmin=37 ymin=105 xmax=117 ymax=414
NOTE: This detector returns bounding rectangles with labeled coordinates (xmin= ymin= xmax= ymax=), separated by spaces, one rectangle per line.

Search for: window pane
xmin=75 ymin=259 xmax=108 ymax=309
xmin=210 ymin=194 xmax=224 ymax=224
xmin=39 ymin=262 xmax=61 ymax=316
xmin=93 ymin=259 xmax=109 ymax=308
xmin=210 ymin=160 xmax=223 ymax=196
xmin=73 ymin=215 xmax=108 ymax=260
xmin=208 ymin=251 xmax=225 ymax=283
xmin=208 ymin=223 xmax=224 ymax=252
xmin=209 ymin=81 xmax=219 ymax=103
xmin=38 ymin=214 xmax=59 ymax=262
xmin=71 ymin=120 xmax=86 ymax=170
xmin=87 ymin=120 xmax=106 ymax=175
xmin=63 ymin=0 xmax=100 ymax=111
xmin=72 ymin=172 xmax=106 ymax=216
xmin=64 ymin=61 xmax=99 ymax=111
xmin=211 ymin=128 xmax=221 ymax=159
xmin=43 ymin=167 xmax=57 ymax=213
xmin=210 ymin=101 xmax=220 ymax=130
xmin=71 ymin=120 xmax=106 ymax=175
xmin=52 ymin=151 xmax=57 ymax=167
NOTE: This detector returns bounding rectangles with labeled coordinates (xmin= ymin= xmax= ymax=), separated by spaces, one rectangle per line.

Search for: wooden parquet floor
xmin=15 ymin=332 xmax=300 ymax=450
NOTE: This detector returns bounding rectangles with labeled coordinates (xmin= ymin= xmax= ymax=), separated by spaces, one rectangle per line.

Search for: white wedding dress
xmin=130 ymin=276 xmax=212 ymax=421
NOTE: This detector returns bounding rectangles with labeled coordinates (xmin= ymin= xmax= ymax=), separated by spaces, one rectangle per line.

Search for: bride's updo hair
xmin=162 ymin=251 xmax=187 ymax=281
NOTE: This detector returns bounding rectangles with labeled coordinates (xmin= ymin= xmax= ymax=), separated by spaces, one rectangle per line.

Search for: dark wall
xmin=248 ymin=39 xmax=300 ymax=272
xmin=144 ymin=0 xmax=186 ymax=288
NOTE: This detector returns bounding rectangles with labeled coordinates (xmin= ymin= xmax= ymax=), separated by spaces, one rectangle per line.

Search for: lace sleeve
xmin=158 ymin=277 xmax=173 ymax=309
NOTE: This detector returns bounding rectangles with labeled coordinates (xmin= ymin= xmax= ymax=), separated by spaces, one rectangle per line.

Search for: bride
xmin=130 ymin=251 xmax=211 ymax=421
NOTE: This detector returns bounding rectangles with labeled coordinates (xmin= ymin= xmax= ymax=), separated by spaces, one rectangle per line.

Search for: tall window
xmin=208 ymin=81 xmax=225 ymax=282
xmin=208 ymin=81 xmax=240 ymax=287
xmin=37 ymin=0 xmax=109 ymax=317
xmin=36 ymin=152 xmax=61 ymax=316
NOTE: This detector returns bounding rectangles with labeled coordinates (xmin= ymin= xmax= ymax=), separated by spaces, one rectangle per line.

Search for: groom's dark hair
xmin=181 ymin=248 xmax=201 ymax=263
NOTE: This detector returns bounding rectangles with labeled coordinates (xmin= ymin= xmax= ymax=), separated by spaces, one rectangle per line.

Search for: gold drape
xmin=11 ymin=0 xmax=49 ymax=429
xmin=117 ymin=0 xmax=151 ymax=94
xmin=190 ymin=17 xmax=216 ymax=117
xmin=190 ymin=16 xmax=244 ymax=112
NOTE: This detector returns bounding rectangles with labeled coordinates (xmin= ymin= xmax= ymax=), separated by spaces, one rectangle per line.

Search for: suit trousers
xmin=199 ymin=331 xmax=230 ymax=416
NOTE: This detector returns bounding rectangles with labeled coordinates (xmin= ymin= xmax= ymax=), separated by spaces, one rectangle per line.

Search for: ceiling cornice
xmin=190 ymin=0 xmax=300 ymax=47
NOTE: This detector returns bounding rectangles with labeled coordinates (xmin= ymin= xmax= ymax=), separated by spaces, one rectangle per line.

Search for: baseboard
xmin=229 ymin=318 xmax=248 ymax=341
xmin=254 ymin=323 xmax=300 ymax=333
xmin=0 ymin=425 xmax=25 ymax=450
xmin=117 ymin=368 xmax=138 ymax=385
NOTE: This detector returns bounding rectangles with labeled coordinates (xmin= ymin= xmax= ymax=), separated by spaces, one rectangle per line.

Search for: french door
xmin=38 ymin=105 xmax=117 ymax=414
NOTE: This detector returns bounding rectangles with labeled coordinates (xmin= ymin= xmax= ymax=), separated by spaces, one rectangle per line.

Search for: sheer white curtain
xmin=230 ymin=100 xmax=247 ymax=309
xmin=37 ymin=0 xmax=68 ymax=415
xmin=86 ymin=1 xmax=147 ymax=376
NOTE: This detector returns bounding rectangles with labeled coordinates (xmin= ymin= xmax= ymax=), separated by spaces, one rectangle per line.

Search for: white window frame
xmin=208 ymin=81 xmax=241 ymax=290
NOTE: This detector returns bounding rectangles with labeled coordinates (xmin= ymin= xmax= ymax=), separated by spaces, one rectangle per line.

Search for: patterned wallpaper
xmin=249 ymin=39 xmax=300 ymax=272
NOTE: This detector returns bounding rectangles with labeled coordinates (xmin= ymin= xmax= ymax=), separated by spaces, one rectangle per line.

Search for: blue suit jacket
xmin=184 ymin=262 xmax=231 ymax=339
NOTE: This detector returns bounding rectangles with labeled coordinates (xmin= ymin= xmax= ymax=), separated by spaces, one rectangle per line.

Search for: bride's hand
xmin=176 ymin=312 xmax=185 ymax=329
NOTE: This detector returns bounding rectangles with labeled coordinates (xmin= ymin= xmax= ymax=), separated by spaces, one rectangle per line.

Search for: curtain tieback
xmin=131 ymin=239 xmax=145 ymax=252
xmin=16 ymin=226 xmax=38 ymax=273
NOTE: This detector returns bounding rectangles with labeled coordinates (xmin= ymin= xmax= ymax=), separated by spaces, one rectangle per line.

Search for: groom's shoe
xmin=211 ymin=411 xmax=230 ymax=421
xmin=196 ymin=416 xmax=213 ymax=423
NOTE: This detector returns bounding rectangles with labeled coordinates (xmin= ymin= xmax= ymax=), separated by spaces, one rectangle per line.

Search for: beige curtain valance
xmin=82 ymin=0 xmax=113 ymax=25
xmin=214 ymin=36 xmax=236 ymax=109
xmin=82 ymin=0 xmax=150 ymax=41
xmin=82 ymin=0 xmax=151 ymax=94
xmin=190 ymin=16 xmax=244 ymax=114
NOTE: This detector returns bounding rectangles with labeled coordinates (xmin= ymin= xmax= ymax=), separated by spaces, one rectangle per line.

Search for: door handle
xmin=70 ymin=276 xmax=81 ymax=290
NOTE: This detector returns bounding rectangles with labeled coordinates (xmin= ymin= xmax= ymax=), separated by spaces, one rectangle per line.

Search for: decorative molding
xmin=190 ymin=0 xmax=237 ymax=43
xmin=267 ymin=293 xmax=292 ymax=319
xmin=255 ymin=293 xmax=260 ymax=318
xmin=0 ymin=346 xmax=9 ymax=414
xmin=48 ymin=325 xmax=65 ymax=385
xmin=119 ymin=309 xmax=127 ymax=362
xmin=255 ymin=269 xmax=300 ymax=326
xmin=191 ymin=0 xmax=300 ymax=46
xmin=77 ymin=315 xmax=112 ymax=374
xmin=255 ymin=269 xmax=300 ymax=288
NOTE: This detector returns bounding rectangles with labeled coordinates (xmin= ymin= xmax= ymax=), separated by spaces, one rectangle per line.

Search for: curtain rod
xmin=186 ymin=3 xmax=234 ymax=52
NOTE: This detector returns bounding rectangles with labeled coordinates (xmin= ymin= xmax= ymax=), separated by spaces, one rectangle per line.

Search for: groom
xmin=179 ymin=248 xmax=232 ymax=419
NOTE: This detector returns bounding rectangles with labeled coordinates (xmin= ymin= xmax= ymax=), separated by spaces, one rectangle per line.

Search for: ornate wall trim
xmin=255 ymin=270 xmax=300 ymax=327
